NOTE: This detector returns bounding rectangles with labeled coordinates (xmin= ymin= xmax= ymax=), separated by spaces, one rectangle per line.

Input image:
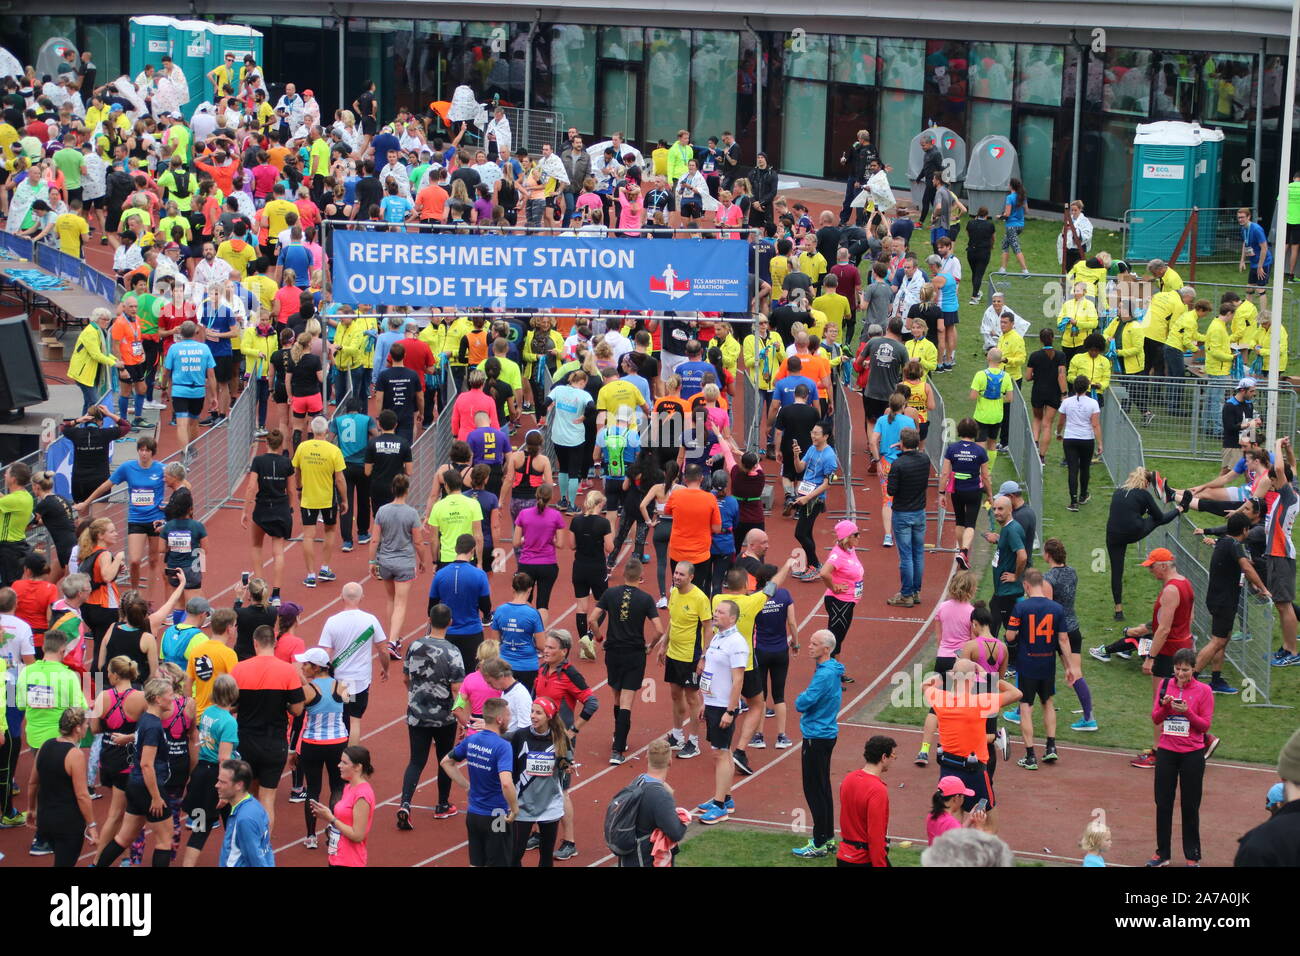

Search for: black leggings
xmin=968 ymin=251 xmax=990 ymax=297
xmin=794 ymin=501 xmax=824 ymax=570
xmin=340 ymin=462 xmax=371 ymax=543
xmin=825 ymin=595 xmax=854 ymax=658
xmin=610 ymin=506 xmax=650 ymax=561
xmin=300 ymin=741 xmax=345 ymax=839
xmin=402 ymin=722 xmax=458 ymax=808
xmin=513 ymin=818 xmax=561 ymax=867
xmin=1063 ymin=438 xmax=1094 ymax=504
xmin=1107 ymin=529 xmax=1164 ymax=606
xmin=518 ymin=562 xmax=559 ymax=610
xmin=40 ymin=830 xmax=84 ymax=868
xmin=1155 ymin=747 xmax=1204 ymax=862
xmin=653 ymin=519 xmax=673 ymax=599
xmin=756 ymin=648 xmax=791 ymax=704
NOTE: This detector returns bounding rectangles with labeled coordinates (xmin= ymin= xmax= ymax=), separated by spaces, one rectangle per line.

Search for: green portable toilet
xmin=129 ymin=16 xmax=174 ymax=79
xmin=204 ymin=22 xmax=263 ymax=96
xmin=1194 ymin=125 xmax=1225 ymax=255
xmin=1127 ymin=121 xmax=1199 ymax=260
xmin=170 ymin=19 xmax=213 ymax=119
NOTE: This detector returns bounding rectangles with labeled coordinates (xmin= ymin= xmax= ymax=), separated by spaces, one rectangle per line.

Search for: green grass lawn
xmin=677 ymin=825 xmax=1045 ymax=866
xmin=862 ymin=218 xmax=1298 ymax=766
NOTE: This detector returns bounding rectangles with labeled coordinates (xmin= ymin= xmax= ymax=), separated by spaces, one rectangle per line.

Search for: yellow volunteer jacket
xmin=1067 ymin=351 xmax=1111 ymax=394
xmin=1230 ymin=300 xmax=1259 ymax=347
xmin=1165 ymin=310 xmax=1201 ymax=353
xmin=1104 ymin=317 xmax=1147 ymax=374
xmin=1143 ymin=289 xmax=1183 ymax=343
xmin=332 ymin=319 xmax=369 ymax=371
xmin=419 ymin=320 xmax=447 ymax=358
xmin=521 ymin=329 xmax=565 ymax=367
xmin=906 ymin=336 xmax=939 ymax=377
xmin=743 ymin=332 xmax=785 ymax=391
xmin=1254 ymin=324 xmax=1289 ymax=373
xmin=68 ymin=323 xmax=115 ymax=387
xmin=1058 ymin=297 xmax=1099 ymax=349
xmin=1202 ymin=319 xmax=1233 ymax=376
xmin=353 ymin=315 xmax=378 ymax=369
xmin=997 ymin=329 xmax=1026 ymax=381
xmin=1157 ymin=266 xmax=1184 ymax=293
xmin=714 ymin=333 xmax=741 ymax=374
xmin=240 ymin=327 xmax=278 ymax=380
xmin=1066 ymin=260 xmax=1108 ymax=300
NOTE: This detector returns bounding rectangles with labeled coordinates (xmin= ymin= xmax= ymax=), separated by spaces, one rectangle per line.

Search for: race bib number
xmin=702 ymin=159 xmax=715 ymax=172
xmin=1162 ymin=716 xmax=1189 ymax=737
xmin=325 ymin=823 xmax=341 ymax=855
xmin=797 ymin=480 xmax=818 ymax=498
xmin=131 ymin=489 xmax=155 ymax=507
xmin=699 ymin=670 xmax=714 ymax=696
xmin=525 ymin=751 xmax=556 ymax=777
xmin=131 ymin=341 xmax=144 ymax=358
xmin=167 ymin=531 xmax=192 ymax=553
xmin=26 ymin=682 xmax=54 ymax=708
xmin=853 ymin=580 xmax=863 ymax=600
xmin=1137 ymin=638 xmax=1153 ymax=658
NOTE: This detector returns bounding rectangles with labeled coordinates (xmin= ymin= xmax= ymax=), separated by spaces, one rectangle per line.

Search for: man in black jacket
xmin=885 ymin=428 xmax=931 ymax=607
xmin=839 ymin=130 xmax=880 ymax=226
xmin=915 ymin=133 xmax=945 ymax=225
xmin=1236 ymin=727 xmax=1300 ymax=866
xmin=619 ymin=738 xmax=688 ymax=866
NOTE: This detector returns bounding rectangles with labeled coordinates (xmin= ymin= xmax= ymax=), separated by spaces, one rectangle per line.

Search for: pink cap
xmin=833 ymin=520 xmax=861 ymax=540
xmin=937 ymin=776 xmax=976 ymax=798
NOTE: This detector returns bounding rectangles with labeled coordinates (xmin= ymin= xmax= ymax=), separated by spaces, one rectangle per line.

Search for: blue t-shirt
xmin=331 ymin=412 xmax=373 ymax=464
xmin=873 ymin=412 xmax=909 ymax=464
xmin=128 ymin=711 xmax=170 ymax=786
xmin=547 ymin=384 xmax=592 ymax=448
xmin=371 ymin=133 xmax=400 ymax=161
xmin=343 ymin=174 xmax=361 ymax=205
xmin=1242 ymin=221 xmax=1273 ymax=268
xmin=1234 ymin=451 xmax=1272 ymax=475
xmin=112 ymin=459 xmax=166 ymax=524
xmin=711 ymin=495 xmax=739 ymax=556
xmin=450 ymin=729 xmax=513 ymax=815
xmin=430 ymin=562 xmax=492 ymax=635
xmin=198 ymin=705 xmax=240 ymax=763
xmin=754 ymin=586 xmax=795 ymax=653
xmin=1083 ymin=853 xmax=1106 ymax=867
xmin=162 ymin=517 xmax=206 ymax=570
xmin=676 ymin=360 xmax=716 ymax=399
xmin=772 ymin=374 xmax=820 ymax=407
xmin=490 ymin=601 xmax=546 ymax=672
xmin=202 ymin=307 xmax=237 ymax=358
xmin=1007 ymin=595 xmax=1066 ymax=680
xmin=799 ymin=444 xmax=839 ymax=502
xmin=1004 ymin=192 xmax=1025 ymax=228
xmin=381 ymin=194 xmax=413 ymax=223
xmin=277 ymin=243 xmax=313 ymax=285
xmin=467 ymin=426 xmax=510 ymax=468
xmin=163 ymin=340 xmax=216 ymax=399
xmin=945 ymin=440 xmax=989 ymax=493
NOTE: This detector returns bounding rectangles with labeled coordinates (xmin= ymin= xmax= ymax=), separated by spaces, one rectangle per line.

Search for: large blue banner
xmin=330 ymin=231 xmax=751 ymax=311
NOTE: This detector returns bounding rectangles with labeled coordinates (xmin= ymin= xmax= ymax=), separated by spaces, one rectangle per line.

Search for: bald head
xmin=341 ymin=582 xmax=364 ymax=605
xmin=810 ymin=630 xmax=837 ymax=653
xmin=743 ymin=528 xmax=769 ymax=556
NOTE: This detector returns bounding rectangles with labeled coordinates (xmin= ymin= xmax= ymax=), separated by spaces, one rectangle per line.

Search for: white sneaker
xmin=143 ymin=400 xmax=168 ymax=410
xmin=656 ymin=596 xmax=668 ymax=609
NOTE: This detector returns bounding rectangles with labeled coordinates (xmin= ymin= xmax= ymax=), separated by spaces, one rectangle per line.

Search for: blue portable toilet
xmin=1194 ymin=125 xmax=1225 ymax=255
xmin=1127 ymin=121 xmax=1199 ymax=260
xmin=129 ymin=16 xmax=174 ymax=79
xmin=170 ymin=19 xmax=213 ymax=119
xmin=204 ymin=22 xmax=264 ymax=95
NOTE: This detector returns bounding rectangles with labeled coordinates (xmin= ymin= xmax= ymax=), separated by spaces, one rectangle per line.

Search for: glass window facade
xmin=781 ymin=79 xmax=828 ymax=176
xmin=1017 ymin=44 xmax=1064 ymax=106
xmin=880 ymin=90 xmax=922 ymax=188
xmin=785 ymin=32 xmax=829 ymax=81
xmin=692 ymin=31 xmax=739 ymax=140
xmin=880 ymin=38 xmax=924 ymax=91
xmin=645 ymin=29 xmax=690 ymax=143
xmin=552 ymin=24 xmax=597 ymax=133
xmin=832 ymin=36 xmax=876 ymax=86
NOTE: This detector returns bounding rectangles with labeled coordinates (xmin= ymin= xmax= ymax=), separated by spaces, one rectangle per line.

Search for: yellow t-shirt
xmin=596 ymin=379 xmax=647 ymax=420
xmin=711 ymin=590 xmax=767 ymax=670
xmin=216 ymin=239 xmax=257 ymax=278
xmin=291 ymin=439 xmax=345 ymax=509
xmin=54 ymin=213 xmax=88 ymax=257
xmin=811 ymin=293 xmax=852 ymax=339
xmin=769 ymin=256 xmax=791 ymax=301
xmin=157 ymin=214 xmax=193 ymax=246
xmin=244 ymin=274 xmax=279 ymax=314
xmin=428 ymin=493 xmax=483 ymax=562
xmin=0 ymin=123 xmax=17 ymax=164
xmin=798 ymin=251 xmax=827 ymax=285
xmin=667 ymin=585 xmax=712 ymax=663
xmin=186 ymin=638 xmax=238 ymax=716
xmin=262 ymin=199 xmax=297 ymax=240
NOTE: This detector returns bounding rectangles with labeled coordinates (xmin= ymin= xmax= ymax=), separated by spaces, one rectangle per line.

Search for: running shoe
xmin=656 ymin=596 xmax=668 ymax=609
xmin=1067 ymin=502 xmax=1079 ymax=512
xmin=995 ymin=727 xmax=1010 ymax=760
xmin=522 ymin=401 xmax=533 ymax=413
xmin=782 ymin=497 xmax=796 ymax=518
xmin=357 ymin=533 xmax=372 ymax=545
xmin=792 ymin=840 xmax=829 ymax=858
xmin=1145 ymin=855 xmax=1169 ymax=867
xmin=396 ymin=805 xmax=413 ymax=831
xmin=955 ymin=550 xmax=970 ymax=570
xmin=886 ymin=592 xmax=914 ymax=606
xmin=1131 ymin=751 xmax=1157 ymax=769
xmin=882 ymin=534 xmax=894 ymax=548
xmin=386 ymin=640 xmax=403 ymax=661
xmin=0 ymin=811 xmax=26 ymax=828
xmin=1114 ymin=610 xmax=1125 ymax=621
xmin=288 ymin=787 xmax=308 ymax=804
xmin=1021 ymin=269 xmax=1030 ymax=276
xmin=1089 ymin=646 xmax=1112 ymax=663
xmin=130 ymin=416 xmax=149 ymax=429
xmin=1114 ymin=648 xmax=1132 ymax=660
xmin=433 ymin=803 xmax=458 ymax=819
xmin=793 ymin=569 xmax=822 ymax=582
xmin=1071 ymin=718 xmax=1099 ymax=732
xmin=1002 ymin=709 xmax=1021 ymax=724
xmin=775 ymin=733 xmax=793 ymax=749
xmin=677 ymin=737 xmax=701 ymax=759
xmin=666 ymin=731 xmax=684 ymax=751
xmin=143 ymin=400 xmax=168 ymax=410
xmin=732 ymin=750 xmax=754 ymax=776
xmin=914 ymin=750 xmax=929 ymax=767
xmin=1210 ymin=677 xmax=1238 ymax=694
xmin=1043 ymin=745 xmax=1059 ymax=763
xmin=558 ymin=497 xmax=573 ymax=513
xmin=318 ymin=566 xmax=337 ymax=582
xmin=1017 ymin=755 xmax=1038 ymax=771
xmin=253 ymin=427 xmax=268 ymax=438
xmin=1142 ymin=410 xmax=1156 ymax=427
xmin=553 ymin=842 xmax=578 ymax=860
xmin=341 ymin=541 xmax=354 ymax=553
xmin=1186 ymin=860 xmax=1201 ymax=867
xmin=305 ymin=835 xmax=318 ymax=849
xmin=1204 ymin=734 xmax=1222 ymax=759
xmin=750 ymin=732 xmax=766 ymax=750
xmin=1079 ymin=493 xmax=1091 ymax=505
xmin=609 ymin=750 xmax=626 ymax=765
xmin=526 ymin=833 xmax=540 ymax=851
xmin=698 ymin=804 xmax=730 ymax=825
xmin=1004 ymin=668 xmax=1016 ymax=681
xmin=968 ymin=296 xmax=981 ymax=306
xmin=303 ymin=573 xmax=317 ymax=588
xmin=765 ymin=708 xmax=776 ymax=719
xmin=840 ymin=673 xmax=855 ymax=684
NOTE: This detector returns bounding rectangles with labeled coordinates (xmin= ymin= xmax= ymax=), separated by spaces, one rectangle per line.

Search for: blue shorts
xmin=1249 ymin=264 xmax=1272 ymax=289
xmin=936 ymin=752 xmax=995 ymax=811
xmin=930 ymin=226 xmax=948 ymax=247
xmin=942 ymin=310 xmax=959 ymax=327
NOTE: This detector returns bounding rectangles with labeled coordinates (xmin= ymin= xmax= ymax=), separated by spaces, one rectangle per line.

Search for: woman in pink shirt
xmin=916 ymin=570 xmax=980 ymax=766
xmin=615 ymin=183 xmax=645 ymax=236
xmin=1149 ymin=647 xmax=1213 ymax=867
xmin=927 ymin=776 xmax=987 ymax=844
xmin=574 ymin=177 xmax=603 ymax=225
xmin=513 ymin=483 xmax=567 ymax=625
xmin=714 ymin=188 xmax=744 ymax=239
xmin=459 ymin=640 xmax=502 ymax=733
xmin=818 ymin=520 xmax=864 ymax=684
xmin=310 ymin=744 xmax=375 ymax=867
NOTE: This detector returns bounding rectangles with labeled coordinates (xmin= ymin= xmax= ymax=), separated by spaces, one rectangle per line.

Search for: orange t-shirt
xmin=414 ymin=184 xmax=448 ymax=222
xmin=112 ymin=315 xmax=144 ymax=366
xmin=267 ymin=146 xmax=290 ymax=171
xmin=663 ymin=486 xmax=722 ymax=564
xmin=923 ymin=685 xmax=998 ymax=762
xmin=778 ymin=352 xmax=831 ymax=398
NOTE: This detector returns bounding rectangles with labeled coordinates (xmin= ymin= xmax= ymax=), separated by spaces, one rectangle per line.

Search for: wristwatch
xmin=727 ymin=708 xmax=740 ymax=717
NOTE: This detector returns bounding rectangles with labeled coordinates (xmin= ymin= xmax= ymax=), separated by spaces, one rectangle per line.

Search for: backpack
xmin=981 ymin=370 xmax=1005 ymax=400
xmin=604 ymin=775 xmax=652 ymax=858
xmin=170 ymin=169 xmax=191 ymax=200
xmin=604 ymin=428 xmax=629 ymax=478
xmin=161 ymin=623 xmax=202 ymax=668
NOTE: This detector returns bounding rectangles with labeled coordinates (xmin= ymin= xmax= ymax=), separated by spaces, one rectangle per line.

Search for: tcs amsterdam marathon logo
xmin=649 ymin=264 xmax=692 ymax=300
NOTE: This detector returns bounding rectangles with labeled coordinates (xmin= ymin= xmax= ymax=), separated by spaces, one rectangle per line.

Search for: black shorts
xmin=863 ymin=397 xmax=888 ymax=421
xmin=740 ymin=667 xmax=763 ymax=700
xmin=172 ymin=565 xmax=202 ymax=590
xmin=213 ymin=354 xmax=236 ymax=384
xmin=173 ymin=395 xmax=205 ymax=418
xmin=976 ymin=420 xmax=1002 ymax=443
xmin=605 ymin=647 xmax=647 ymax=693
xmin=124 ymin=780 xmax=168 ymax=820
xmin=301 ymin=505 xmax=338 ymax=527
xmin=181 ymin=760 xmax=221 ymax=830
xmin=119 ymin=362 xmax=146 ymax=384
xmin=84 ymin=194 xmax=106 ymax=210
xmin=941 ymin=310 xmax=959 ymax=328
xmin=680 ymin=200 xmax=703 ymax=219
xmin=664 ymin=655 xmax=700 ymax=688
xmin=933 ymin=655 xmax=957 ymax=679
xmin=1289 ymin=223 xmax=1300 ymax=245
xmin=1032 ymin=396 xmax=1061 ymax=411
xmin=572 ymin=559 xmax=609 ymax=600
xmin=253 ymin=509 xmax=294 ymax=540
xmin=127 ymin=521 xmax=160 ymax=537
xmin=703 ymin=704 xmax=735 ymax=750
xmin=781 ymin=455 xmax=801 ymax=483
xmin=1207 ymin=604 xmax=1236 ymax=640
xmin=1017 ymin=674 xmax=1055 ymax=706
xmin=239 ymin=733 xmax=289 ymax=788
xmin=936 ymin=753 xmax=995 ymax=811
xmin=273 ymin=384 xmax=289 ymax=404
xmin=950 ymin=489 xmax=983 ymax=528
xmin=342 ymin=687 xmax=369 ymax=721
xmin=1066 ymin=628 xmax=1084 ymax=654
xmin=466 ymin=810 xmax=513 ymax=867
xmin=518 ymin=561 xmax=558 ymax=609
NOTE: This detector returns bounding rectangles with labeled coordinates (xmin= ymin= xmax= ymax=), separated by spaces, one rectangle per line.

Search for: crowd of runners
xmin=0 ymin=47 xmax=1298 ymax=870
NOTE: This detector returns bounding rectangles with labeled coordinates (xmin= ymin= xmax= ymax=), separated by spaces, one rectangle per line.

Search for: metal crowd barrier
xmin=410 ymin=357 xmax=460 ymax=513
xmin=1005 ymin=387 xmax=1044 ymax=550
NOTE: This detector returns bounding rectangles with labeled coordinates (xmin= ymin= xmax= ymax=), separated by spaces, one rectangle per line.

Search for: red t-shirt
xmin=11 ymin=578 xmax=59 ymax=646
xmin=1151 ymin=577 xmax=1194 ymax=656
xmin=830 ymin=263 xmax=861 ymax=305
xmin=399 ymin=336 xmax=435 ymax=375
xmin=836 ymin=769 xmax=889 ymax=866
xmin=274 ymin=633 xmax=306 ymax=664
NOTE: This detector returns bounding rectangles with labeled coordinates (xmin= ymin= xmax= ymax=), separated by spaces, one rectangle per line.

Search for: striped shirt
xmin=302 ymin=677 xmax=348 ymax=744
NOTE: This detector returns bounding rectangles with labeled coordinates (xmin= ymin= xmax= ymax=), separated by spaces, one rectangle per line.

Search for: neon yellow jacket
xmin=1104 ymin=317 xmax=1147 ymax=374
xmin=743 ymin=331 xmax=785 ymax=390
xmin=1230 ymin=300 xmax=1259 ymax=347
xmin=714 ymin=333 xmax=741 ymax=374
xmin=997 ymin=329 xmax=1027 ymax=381
xmin=666 ymin=141 xmax=694 ymax=184
xmin=1253 ymin=324 xmax=1289 ymax=373
xmin=68 ymin=323 xmax=115 ymax=388
xmin=906 ymin=336 xmax=939 ymax=378
xmin=1202 ymin=318 xmax=1234 ymax=376
xmin=1058 ymin=297 xmax=1099 ymax=349
xmin=332 ymin=320 xmax=369 ymax=371
xmin=1143 ymin=290 xmax=1182 ymax=343
xmin=1067 ymin=351 xmax=1111 ymax=394
xmin=1165 ymin=310 xmax=1201 ymax=352
xmin=1066 ymin=260 xmax=1107 ymax=299
xmin=240 ymin=326 xmax=277 ymax=380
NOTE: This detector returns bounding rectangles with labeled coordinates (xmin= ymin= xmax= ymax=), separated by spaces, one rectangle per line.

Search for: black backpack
xmin=604 ymin=775 xmax=652 ymax=858
xmin=170 ymin=169 xmax=192 ymax=200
